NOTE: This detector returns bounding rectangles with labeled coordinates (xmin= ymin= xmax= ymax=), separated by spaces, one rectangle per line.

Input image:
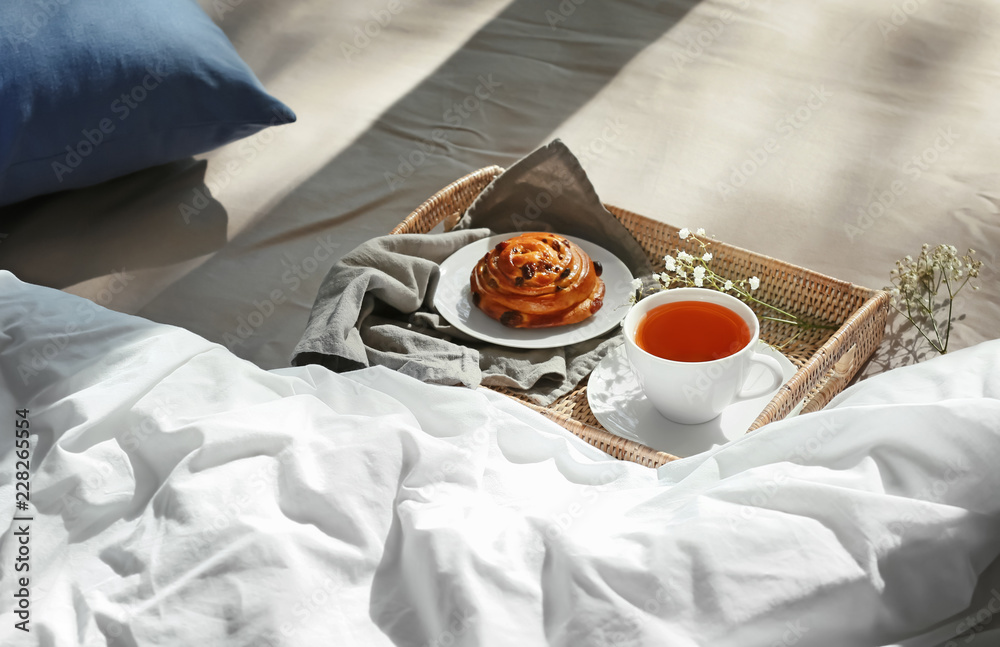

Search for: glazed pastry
xmin=470 ymin=232 xmax=605 ymax=328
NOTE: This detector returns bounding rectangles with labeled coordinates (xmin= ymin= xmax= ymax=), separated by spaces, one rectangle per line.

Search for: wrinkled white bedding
xmin=1 ymin=270 xmax=999 ymax=647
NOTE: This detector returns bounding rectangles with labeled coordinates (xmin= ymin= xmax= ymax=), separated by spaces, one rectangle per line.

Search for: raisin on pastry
xmin=470 ymin=233 xmax=605 ymax=328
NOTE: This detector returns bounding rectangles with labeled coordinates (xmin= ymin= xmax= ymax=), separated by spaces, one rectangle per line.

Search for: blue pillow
xmin=0 ymin=0 xmax=296 ymax=206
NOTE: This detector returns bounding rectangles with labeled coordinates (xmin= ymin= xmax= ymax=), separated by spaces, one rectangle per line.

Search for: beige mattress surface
xmin=1 ymin=0 xmax=997 ymax=373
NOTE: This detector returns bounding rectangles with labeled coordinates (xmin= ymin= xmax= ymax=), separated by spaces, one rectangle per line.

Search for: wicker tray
xmin=392 ymin=166 xmax=890 ymax=468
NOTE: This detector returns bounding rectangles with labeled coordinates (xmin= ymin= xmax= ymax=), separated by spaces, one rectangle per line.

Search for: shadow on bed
xmin=0 ymin=159 xmax=228 ymax=289
xmin=142 ymin=0 xmax=703 ymax=366
xmin=244 ymin=0 xmax=703 ymax=242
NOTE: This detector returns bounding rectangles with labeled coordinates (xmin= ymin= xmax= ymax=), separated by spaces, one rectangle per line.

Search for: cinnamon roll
xmin=470 ymin=233 xmax=606 ymax=328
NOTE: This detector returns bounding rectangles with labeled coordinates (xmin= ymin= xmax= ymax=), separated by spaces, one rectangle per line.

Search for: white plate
xmin=435 ymin=234 xmax=633 ymax=349
xmin=587 ymin=342 xmax=802 ymax=457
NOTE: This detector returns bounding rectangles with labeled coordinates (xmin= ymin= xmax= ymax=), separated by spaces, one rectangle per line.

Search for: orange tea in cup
xmin=635 ymin=300 xmax=751 ymax=362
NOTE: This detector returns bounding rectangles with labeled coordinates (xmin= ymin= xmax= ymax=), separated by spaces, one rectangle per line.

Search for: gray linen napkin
xmin=454 ymin=140 xmax=651 ymax=276
xmin=292 ymin=229 xmax=488 ymax=388
xmin=292 ymin=140 xmax=651 ymax=405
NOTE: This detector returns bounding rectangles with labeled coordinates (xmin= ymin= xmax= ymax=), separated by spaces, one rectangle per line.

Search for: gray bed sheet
xmin=1 ymin=0 xmax=997 ymax=376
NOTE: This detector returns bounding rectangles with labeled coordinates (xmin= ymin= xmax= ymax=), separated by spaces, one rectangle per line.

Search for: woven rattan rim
xmin=393 ymin=167 xmax=890 ymax=468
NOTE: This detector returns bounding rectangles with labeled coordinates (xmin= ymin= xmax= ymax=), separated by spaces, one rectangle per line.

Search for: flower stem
xmin=737 ymin=289 xmax=839 ymax=331
xmin=760 ymin=316 xmax=801 ymax=326
xmin=942 ymin=272 xmax=955 ymax=354
xmin=902 ymin=299 xmax=943 ymax=353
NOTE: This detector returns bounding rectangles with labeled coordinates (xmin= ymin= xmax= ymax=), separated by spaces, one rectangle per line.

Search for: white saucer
xmin=587 ymin=342 xmax=801 ymax=457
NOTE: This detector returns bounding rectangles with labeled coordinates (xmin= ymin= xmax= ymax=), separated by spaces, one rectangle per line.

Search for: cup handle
xmin=732 ymin=354 xmax=785 ymax=402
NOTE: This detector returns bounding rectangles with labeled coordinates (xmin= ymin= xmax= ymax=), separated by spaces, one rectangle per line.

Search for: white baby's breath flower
xmin=884 ymin=243 xmax=983 ymax=354
xmin=630 ymin=278 xmax=643 ymax=291
xmin=642 ymin=232 xmax=844 ymax=344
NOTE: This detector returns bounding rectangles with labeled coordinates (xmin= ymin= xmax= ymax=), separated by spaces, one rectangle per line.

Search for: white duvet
xmin=1 ymin=270 xmax=999 ymax=647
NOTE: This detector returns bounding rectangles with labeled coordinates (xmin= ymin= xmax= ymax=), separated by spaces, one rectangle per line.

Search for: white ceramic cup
xmin=622 ymin=287 xmax=784 ymax=425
